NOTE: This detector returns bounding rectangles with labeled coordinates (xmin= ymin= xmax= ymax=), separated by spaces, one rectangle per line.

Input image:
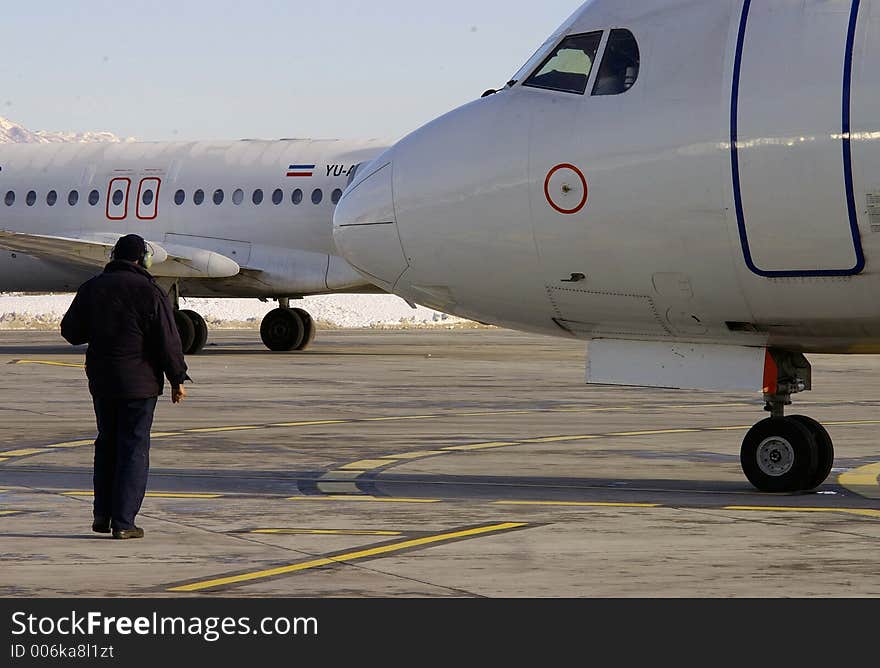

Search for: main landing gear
xmin=168 ymin=284 xmax=209 ymax=356
xmin=259 ymin=298 xmax=317 ymax=352
xmin=740 ymin=350 xmax=834 ymax=493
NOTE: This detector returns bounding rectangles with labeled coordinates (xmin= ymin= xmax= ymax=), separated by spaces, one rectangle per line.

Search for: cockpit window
xmin=592 ymin=29 xmax=640 ymax=96
xmin=523 ymin=32 xmax=603 ymax=95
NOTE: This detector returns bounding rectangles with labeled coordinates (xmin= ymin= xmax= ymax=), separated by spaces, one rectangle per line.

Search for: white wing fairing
xmin=0 ymin=231 xmax=240 ymax=279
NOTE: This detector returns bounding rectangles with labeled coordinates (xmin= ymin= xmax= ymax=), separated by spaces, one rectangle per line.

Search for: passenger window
xmin=194 ymin=189 xmax=205 ymax=205
xmin=311 ymin=189 xmax=323 ymax=205
xmin=26 ymin=191 xmax=36 ymax=207
xmin=292 ymin=189 xmax=303 ymax=205
xmin=112 ymin=190 xmax=124 ymax=206
xmin=68 ymin=190 xmax=79 ymax=206
xmin=174 ymin=189 xmax=186 ymax=205
xmin=233 ymin=188 xmax=244 ymax=205
xmin=5 ymin=191 xmax=14 ymax=206
xmin=331 ymin=188 xmax=343 ymax=205
xmin=253 ymin=189 xmax=264 ymax=205
xmin=142 ymin=189 xmax=154 ymax=206
xmin=213 ymin=189 xmax=224 ymax=205
xmin=89 ymin=190 xmax=100 ymax=206
xmin=47 ymin=190 xmax=58 ymax=207
xmin=592 ymin=29 xmax=640 ymax=96
xmin=524 ymin=32 xmax=603 ymax=95
xmin=272 ymin=189 xmax=283 ymax=205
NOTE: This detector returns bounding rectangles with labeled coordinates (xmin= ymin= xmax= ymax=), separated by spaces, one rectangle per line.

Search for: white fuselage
xmin=0 ymin=138 xmax=388 ymax=296
xmin=335 ymin=0 xmax=880 ymax=354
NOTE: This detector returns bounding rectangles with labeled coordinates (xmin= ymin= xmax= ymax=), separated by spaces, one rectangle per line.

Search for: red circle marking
xmin=544 ymin=163 xmax=588 ymax=215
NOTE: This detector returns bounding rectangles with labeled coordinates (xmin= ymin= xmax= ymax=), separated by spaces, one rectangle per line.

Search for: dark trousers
xmin=92 ymin=396 xmax=158 ymax=530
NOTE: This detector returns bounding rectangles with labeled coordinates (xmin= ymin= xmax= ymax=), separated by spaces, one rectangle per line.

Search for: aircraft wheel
xmin=260 ymin=308 xmax=305 ymax=352
xmin=180 ymin=309 xmax=209 ymax=355
xmin=173 ymin=309 xmax=196 ymax=355
xmin=788 ymin=415 xmax=835 ymax=491
xmin=741 ymin=417 xmax=818 ymax=493
xmin=292 ymin=308 xmax=316 ymax=351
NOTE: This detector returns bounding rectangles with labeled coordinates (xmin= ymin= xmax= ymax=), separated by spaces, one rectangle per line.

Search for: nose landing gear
xmin=740 ymin=351 xmax=834 ymax=493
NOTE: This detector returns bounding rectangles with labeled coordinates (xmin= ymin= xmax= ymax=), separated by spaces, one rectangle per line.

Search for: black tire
xmin=173 ymin=309 xmax=196 ymax=355
xmin=260 ymin=308 xmax=305 ymax=352
xmin=180 ymin=309 xmax=209 ymax=355
xmin=740 ymin=417 xmax=818 ymax=493
xmin=293 ymin=308 xmax=316 ymax=351
xmin=789 ymin=415 xmax=835 ymax=491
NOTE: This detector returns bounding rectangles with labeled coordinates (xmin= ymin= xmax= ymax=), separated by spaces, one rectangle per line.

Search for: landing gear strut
xmin=259 ymin=298 xmax=317 ymax=352
xmin=740 ymin=350 xmax=834 ymax=493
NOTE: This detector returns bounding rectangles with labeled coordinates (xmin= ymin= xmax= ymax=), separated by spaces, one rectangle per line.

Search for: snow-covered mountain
xmin=0 ymin=116 xmax=131 ymax=144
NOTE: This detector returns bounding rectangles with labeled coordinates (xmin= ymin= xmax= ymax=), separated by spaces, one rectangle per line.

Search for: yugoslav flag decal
xmin=287 ymin=164 xmax=316 ymax=177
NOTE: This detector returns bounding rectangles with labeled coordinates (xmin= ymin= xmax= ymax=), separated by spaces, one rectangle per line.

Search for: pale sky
xmin=1 ymin=1 xmax=583 ymax=142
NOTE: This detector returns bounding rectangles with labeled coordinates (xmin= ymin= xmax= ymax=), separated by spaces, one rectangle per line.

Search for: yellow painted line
xmin=2 ymin=448 xmax=50 ymax=457
xmin=705 ymin=426 xmax=751 ymax=432
xmin=382 ymin=451 xmax=448 ymax=460
xmin=838 ymin=462 xmax=880 ymax=499
xmin=269 ymin=420 xmax=347 ymax=427
xmin=338 ymin=459 xmax=393 ymax=471
xmin=63 ymin=491 xmax=222 ymax=499
xmin=0 ymin=510 xmax=22 ymax=516
xmin=47 ymin=440 xmax=94 ymax=449
xmin=495 ymin=501 xmax=661 ymax=508
xmin=0 ymin=458 xmax=8 ymax=463
xmin=184 ymin=426 xmax=261 ymax=434
xmin=251 ymin=529 xmax=403 ymax=536
xmin=14 ymin=360 xmax=84 ymax=369
xmin=286 ymin=495 xmax=440 ymax=504
xmin=168 ymin=522 xmax=526 ymax=592
xmin=361 ymin=415 xmax=439 ymax=422
xmin=724 ymin=506 xmax=880 ymax=519
xmin=442 ymin=441 xmax=519 ymax=452
xmin=825 ymin=420 xmax=880 ymax=426
xmin=521 ymin=435 xmax=600 ymax=444
xmin=150 ymin=432 xmax=185 ymax=438
xmin=605 ymin=429 xmax=702 ymax=437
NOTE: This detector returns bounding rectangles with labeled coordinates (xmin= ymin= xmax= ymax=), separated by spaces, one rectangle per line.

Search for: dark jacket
xmin=61 ymin=260 xmax=189 ymax=399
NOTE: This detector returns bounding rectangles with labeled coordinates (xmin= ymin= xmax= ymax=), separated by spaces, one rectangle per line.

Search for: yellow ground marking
xmin=338 ymin=460 xmax=393 ymax=471
xmin=825 ymin=420 xmax=880 ymax=426
xmin=168 ymin=522 xmax=526 ymax=592
xmin=250 ymin=529 xmax=403 ymax=536
xmin=0 ymin=459 xmax=8 ymax=463
xmin=362 ymin=415 xmax=440 ymax=422
xmin=442 ymin=441 xmax=519 ymax=452
xmin=150 ymin=432 xmax=185 ymax=438
xmin=838 ymin=462 xmax=880 ymax=499
xmin=0 ymin=510 xmax=22 ymax=516
xmin=521 ymin=435 xmax=600 ymax=444
xmin=606 ymin=429 xmax=702 ymax=437
xmin=13 ymin=360 xmax=84 ymax=369
xmin=286 ymin=495 xmax=440 ymax=504
xmin=704 ymin=426 xmax=751 ymax=432
xmin=270 ymin=420 xmax=347 ymax=427
xmin=47 ymin=440 xmax=94 ymax=449
xmin=2 ymin=448 xmax=51 ymax=457
xmin=184 ymin=426 xmax=261 ymax=434
xmin=382 ymin=451 xmax=448 ymax=460
xmin=494 ymin=501 xmax=661 ymax=509
xmin=62 ymin=491 xmax=222 ymax=499
xmin=724 ymin=506 xmax=880 ymax=519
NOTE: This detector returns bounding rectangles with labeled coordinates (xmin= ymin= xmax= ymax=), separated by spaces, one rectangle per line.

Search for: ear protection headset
xmin=110 ymin=238 xmax=154 ymax=270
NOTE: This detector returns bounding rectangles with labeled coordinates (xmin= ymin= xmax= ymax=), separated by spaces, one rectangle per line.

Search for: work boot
xmin=112 ymin=526 xmax=145 ymax=540
xmin=92 ymin=518 xmax=111 ymax=534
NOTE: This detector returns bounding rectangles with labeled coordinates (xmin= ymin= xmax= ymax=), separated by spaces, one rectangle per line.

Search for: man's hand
xmin=172 ymin=386 xmax=187 ymax=404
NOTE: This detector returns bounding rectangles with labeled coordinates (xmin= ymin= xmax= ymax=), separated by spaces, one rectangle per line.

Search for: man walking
xmin=61 ymin=234 xmax=190 ymax=540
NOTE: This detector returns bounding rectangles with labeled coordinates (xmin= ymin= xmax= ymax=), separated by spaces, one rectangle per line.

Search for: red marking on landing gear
xmin=762 ymin=350 xmax=778 ymax=395
xmin=544 ymin=163 xmax=588 ymax=215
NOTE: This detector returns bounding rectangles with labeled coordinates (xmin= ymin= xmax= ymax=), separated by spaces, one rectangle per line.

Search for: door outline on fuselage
xmin=106 ymin=177 xmax=131 ymax=221
xmin=136 ymin=177 xmax=161 ymax=221
xmin=729 ymin=0 xmax=865 ymax=278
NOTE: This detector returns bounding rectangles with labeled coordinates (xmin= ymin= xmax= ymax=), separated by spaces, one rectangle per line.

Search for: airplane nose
xmin=332 ymin=160 xmax=410 ymax=290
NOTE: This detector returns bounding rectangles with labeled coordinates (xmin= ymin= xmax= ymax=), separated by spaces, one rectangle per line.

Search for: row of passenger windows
xmin=3 ymin=187 xmax=344 ymax=208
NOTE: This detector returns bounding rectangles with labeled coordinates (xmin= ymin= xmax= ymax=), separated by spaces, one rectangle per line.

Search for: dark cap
xmin=112 ymin=234 xmax=147 ymax=262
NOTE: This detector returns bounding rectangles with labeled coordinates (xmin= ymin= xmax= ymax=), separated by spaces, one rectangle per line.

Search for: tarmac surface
xmin=0 ymin=329 xmax=879 ymax=597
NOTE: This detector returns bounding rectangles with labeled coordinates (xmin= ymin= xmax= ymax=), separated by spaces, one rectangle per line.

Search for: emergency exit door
xmin=730 ymin=0 xmax=865 ymax=277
